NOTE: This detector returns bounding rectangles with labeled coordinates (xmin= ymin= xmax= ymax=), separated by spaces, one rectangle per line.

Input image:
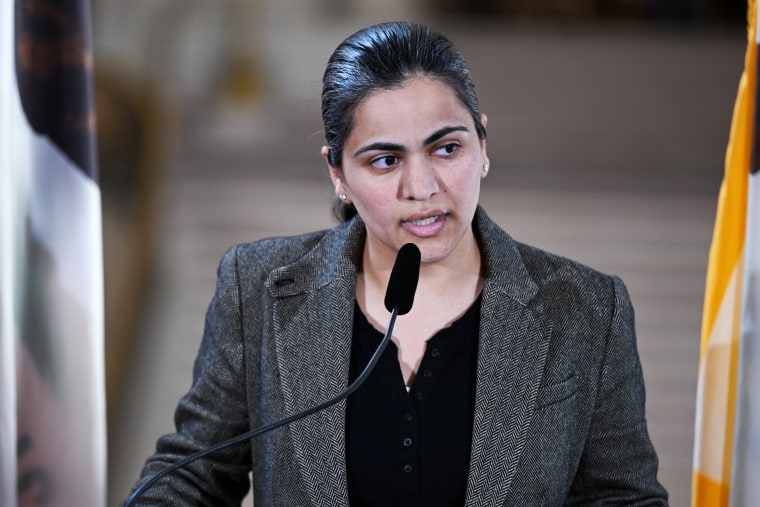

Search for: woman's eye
xmin=434 ymin=143 xmax=459 ymax=157
xmin=370 ymin=155 xmax=399 ymax=170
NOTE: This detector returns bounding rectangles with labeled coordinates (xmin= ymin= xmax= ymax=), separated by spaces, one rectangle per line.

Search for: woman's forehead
xmin=348 ymin=78 xmax=474 ymax=143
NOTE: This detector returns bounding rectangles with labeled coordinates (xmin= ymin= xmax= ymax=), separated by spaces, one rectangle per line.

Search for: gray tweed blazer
xmin=133 ymin=207 xmax=668 ymax=506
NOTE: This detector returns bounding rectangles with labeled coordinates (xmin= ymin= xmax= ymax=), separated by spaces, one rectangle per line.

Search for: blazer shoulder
xmin=215 ymin=219 xmax=361 ymax=297
xmin=518 ymin=240 xmax=615 ymax=287
xmin=474 ymin=207 xmax=623 ymax=310
xmin=229 ymin=229 xmax=331 ymax=272
xmin=512 ymin=240 xmax=627 ymax=318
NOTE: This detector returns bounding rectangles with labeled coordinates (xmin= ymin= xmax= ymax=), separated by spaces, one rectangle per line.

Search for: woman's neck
xmin=356 ymin=230 xmax=484 ymax=341
xmin=356 ymin=232 xmax=484 ymax=387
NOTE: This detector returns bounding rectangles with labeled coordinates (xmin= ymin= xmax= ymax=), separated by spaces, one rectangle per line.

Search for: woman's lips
xmin=402 ymin=213 xmax=446 ymax=237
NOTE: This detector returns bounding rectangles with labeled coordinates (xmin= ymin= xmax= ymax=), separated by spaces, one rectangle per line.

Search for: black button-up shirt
xmin=346 ymin=296 xmax=481 ymax=506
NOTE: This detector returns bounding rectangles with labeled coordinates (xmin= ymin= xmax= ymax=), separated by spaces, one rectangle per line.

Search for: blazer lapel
xmin=465 ymin=286 xmax=552 ymax=506
xmin=266 ymin=224 xmax=363 ymax=507
xmin=466 ymin=208 xmax=554 ymax=506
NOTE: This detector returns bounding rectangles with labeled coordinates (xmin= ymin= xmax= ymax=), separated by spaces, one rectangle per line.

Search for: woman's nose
xmin=400 ymin=157 xmax=439 ymax=201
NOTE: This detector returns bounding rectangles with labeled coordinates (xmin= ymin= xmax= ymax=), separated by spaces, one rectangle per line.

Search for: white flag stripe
xmin=0 ymin=157 xmax=18 ymax=507
xmin=19 ymin=135 xmax=107 ymax=506
xmin=730 ymin=169 xmax=760 ymax=506
xmin=28 ymin=136 xmax=104 ymax=316
xmin=1 ymin=0 xmax=19 ymax=504
xmin=1 ymin=0 xmax=106 ymax=505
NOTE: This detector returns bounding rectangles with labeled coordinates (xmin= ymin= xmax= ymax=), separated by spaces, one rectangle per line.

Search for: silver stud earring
xmin=483 ymin=164 xmax=489 ymax=174
xmin=339 ymin=193 xmax=347 ymax=201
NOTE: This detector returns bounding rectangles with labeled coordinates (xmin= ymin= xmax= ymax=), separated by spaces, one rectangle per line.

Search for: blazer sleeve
xmin=566 ymin=276 xmax=669 ymax=506
xmin=125 ymin=245 xmax=252 ymax=506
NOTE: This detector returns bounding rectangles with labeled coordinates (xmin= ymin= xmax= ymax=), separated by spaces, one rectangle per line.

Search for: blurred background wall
xmin=95 ymin=0 xmax=746 ymax=505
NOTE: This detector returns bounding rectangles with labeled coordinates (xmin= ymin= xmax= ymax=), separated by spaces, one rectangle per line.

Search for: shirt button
xmin=403 ymin=437 xmax=413 ymax=447
xmin=430 ymin=348 xmax=441 ymax=358
xmin=404 ymin=412 xmax=414 ymax=422
xmin=423 ymin=369 xmax=432 ymax=378
xmin=403 ymin=464 xmax=413 ymax=473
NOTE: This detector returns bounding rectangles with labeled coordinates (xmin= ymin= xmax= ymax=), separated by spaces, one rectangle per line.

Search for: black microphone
xmin=384 ymin=242 xmax=421 ymax=315
xmin=124 ymin=243 xmax=421 ymax=506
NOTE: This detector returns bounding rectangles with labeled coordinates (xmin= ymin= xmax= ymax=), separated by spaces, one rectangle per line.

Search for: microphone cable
xmin=125 ymin=307 xmax=399 ymax=507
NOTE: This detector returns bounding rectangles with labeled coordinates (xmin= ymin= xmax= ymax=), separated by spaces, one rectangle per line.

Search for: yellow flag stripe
xmin=692 ymin=260 xmax=743 ymax=497
xmin=699 ymin=1 xmax=754 ymax=360
xmin=693 ymin=472 xmax=730 ymax=507
xmin=692 ymin=1 xmax=755 ymax=505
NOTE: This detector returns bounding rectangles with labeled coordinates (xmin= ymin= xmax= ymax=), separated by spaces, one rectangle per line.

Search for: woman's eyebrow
xmin=422 ymin=125 xmax=469 ymax=146
xmin=353 ymin=142 xmax=405 ymax=158
xmin=352 ymin=125 xmax=469 ymax=158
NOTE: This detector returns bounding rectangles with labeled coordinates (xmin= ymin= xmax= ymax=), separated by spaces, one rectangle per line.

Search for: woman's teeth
xmin=411 ymin=216 xmax=438 ymax=226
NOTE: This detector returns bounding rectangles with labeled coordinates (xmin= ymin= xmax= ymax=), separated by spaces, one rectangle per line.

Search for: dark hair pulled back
xmin=321 ymin=21 xmax=486 ymax=222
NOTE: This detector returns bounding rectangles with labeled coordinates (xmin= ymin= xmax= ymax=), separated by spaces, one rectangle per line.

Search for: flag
xmin=692 ymin=0 xmax=760 ymax=505
xmin=0 ymin=0 xmax=106 ymax=506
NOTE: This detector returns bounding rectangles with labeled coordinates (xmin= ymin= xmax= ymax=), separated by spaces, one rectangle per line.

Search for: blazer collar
xmin=263 ymin=207 xmax=539 ymax=302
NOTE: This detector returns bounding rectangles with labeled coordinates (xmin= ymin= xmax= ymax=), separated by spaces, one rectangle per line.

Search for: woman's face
xmin=325 ymin=76 xmax=489 ymax=266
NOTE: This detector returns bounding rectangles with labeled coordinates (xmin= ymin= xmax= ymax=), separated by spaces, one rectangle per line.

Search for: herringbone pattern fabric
xmin=130 ymin=208 xmax=667 ymax=506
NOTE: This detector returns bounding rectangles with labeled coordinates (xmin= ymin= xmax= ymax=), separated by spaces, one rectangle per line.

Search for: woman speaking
xmin=127 ymin=21 xmax=668 ymax=506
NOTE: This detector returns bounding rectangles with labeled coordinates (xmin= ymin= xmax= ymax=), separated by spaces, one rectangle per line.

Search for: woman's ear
xmin=479 ymin=114 xmax=490 ymax=178
xmin=322 ymin=146 xmax=340 ymax=186
xmin=322 ymin=146 xmax=350 ymax=202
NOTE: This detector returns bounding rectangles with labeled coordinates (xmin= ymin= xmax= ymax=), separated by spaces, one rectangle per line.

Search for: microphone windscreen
xmin=384 ymin=243 xmax=421 ymax=315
